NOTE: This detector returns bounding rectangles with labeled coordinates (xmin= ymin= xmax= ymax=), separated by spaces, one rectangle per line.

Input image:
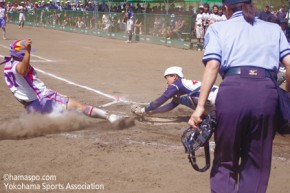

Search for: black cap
xmin=222 ymin=0 xmax=251 ymax=5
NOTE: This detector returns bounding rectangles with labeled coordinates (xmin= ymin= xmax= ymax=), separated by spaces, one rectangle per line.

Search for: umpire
xmin=188 ymin=0 xmax=290 ymax=193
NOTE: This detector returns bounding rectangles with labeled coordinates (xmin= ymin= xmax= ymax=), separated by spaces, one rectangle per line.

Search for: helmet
xmin=164 ymin=66 xmax=184 ymax=78
xmin=10 ymin=40 xmax=35 ymax=60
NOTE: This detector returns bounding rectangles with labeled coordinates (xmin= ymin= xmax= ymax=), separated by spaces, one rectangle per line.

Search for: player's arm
xmin=144 ymin=85 xmax=178 ymax=112
xmin=147 ymin=100 xmax=179 ymax=115
xmin=16 ymin=39 xmax=32 ymax=76
xmin=131 ymin=85 xmax=178 ymax=116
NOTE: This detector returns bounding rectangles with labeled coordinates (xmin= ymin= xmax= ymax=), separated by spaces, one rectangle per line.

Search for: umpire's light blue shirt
xmin=202 ymin=11 xmax=290 ymax=76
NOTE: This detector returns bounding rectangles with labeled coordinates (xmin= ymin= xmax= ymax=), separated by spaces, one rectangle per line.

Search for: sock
xmin=84 ymin=105 xmax=108 ymax=120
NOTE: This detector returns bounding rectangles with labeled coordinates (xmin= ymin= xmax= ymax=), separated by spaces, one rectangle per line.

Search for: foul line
xmin=35 ymin=67 xmax=138 ymax=106
xmin=0 ymin=50 xmax=144 ymax=107
xmin=0 ymin=45 xmax=53 ymax=62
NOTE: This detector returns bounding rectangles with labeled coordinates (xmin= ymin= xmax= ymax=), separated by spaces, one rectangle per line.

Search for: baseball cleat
xmin=108 ymin=114 xmax=124 ymax=123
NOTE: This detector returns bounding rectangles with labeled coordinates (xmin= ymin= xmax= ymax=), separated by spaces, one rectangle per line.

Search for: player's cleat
xmin=108 ymin=114 xmax=135 ymax=129
xmin=108 ymin=114 xmax=125 ymax=124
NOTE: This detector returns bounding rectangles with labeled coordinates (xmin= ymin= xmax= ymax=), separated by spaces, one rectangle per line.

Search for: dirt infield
xmin=0 ymin=24 xmax=290 ymax=193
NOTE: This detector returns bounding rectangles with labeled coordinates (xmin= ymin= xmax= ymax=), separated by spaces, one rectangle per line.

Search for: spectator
xmin=152 ymin=16 xmax=162 ymax=36
xmin=134 ymin=16 xmax=143 ymax=41
xmin=172 ymin=16 xmax=185 ymax=39
xmin=47 ymin=0 xmax=56 ymax=10
xmin=55 ymin=0 xmax=62 ymax=11
xmin=76 ymin=16 xmax=85 ymax=29
xmin=258 ymin=4 xmax=273 ymax=21
xmin=71 ymin=3 xmax=76 ymax=11
xmin=277 ymin=4 xmax=287 ymax=20
xmin=279 ymin=19 xmax=290 ymax=42
xmin=102 ymin=13 xmax=110 ymax=31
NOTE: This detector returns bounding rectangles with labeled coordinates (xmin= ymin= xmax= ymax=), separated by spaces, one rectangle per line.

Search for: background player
xmin=195 ymin=6 xmax=204 ymax=51
xmin=0 ymin=0 xmax=7 ymax=39
xmin=2 ymin=39 xmax=124 ymax=123
xmin=131 ymin=66 xmax=218 ymax=116
xmin=17 ymin=1 xmax=26 ymax=29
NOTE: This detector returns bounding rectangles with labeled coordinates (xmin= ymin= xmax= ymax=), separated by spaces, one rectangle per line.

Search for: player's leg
xmin=2 ymin=26 xmax=6 ymax=40
xmin=1 ymin=18 xmax=6 ymax=40
xmin=21 ymin=15 xmax=25 ymax=28
xmin=178 ymin=95 xmax=196 ymax=109
xmin=67 ymin=98 xmax=123 ymax=123
xmin=128 ymin=30 xmax=132 ymax=42
xmin=18 ymin=19 xmax=21 ymax=29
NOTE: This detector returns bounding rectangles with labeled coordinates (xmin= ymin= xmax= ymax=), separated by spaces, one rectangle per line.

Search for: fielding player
xmin=131 ymin=66 xmax=218 ymax=116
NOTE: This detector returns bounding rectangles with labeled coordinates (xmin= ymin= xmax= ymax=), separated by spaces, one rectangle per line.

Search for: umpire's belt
xmin=224 ymin=67 xmax=277 ymax=80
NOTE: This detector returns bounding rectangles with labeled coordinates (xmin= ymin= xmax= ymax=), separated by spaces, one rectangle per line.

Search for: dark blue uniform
xmin=144 ymin=78 xmax=218 ymax=114
xmin=201 ymin=1 xmax=290 ymax=192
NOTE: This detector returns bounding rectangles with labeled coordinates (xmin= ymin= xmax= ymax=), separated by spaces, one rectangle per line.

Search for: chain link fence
xmin=9 ymin=9 xmax=198 ymax=49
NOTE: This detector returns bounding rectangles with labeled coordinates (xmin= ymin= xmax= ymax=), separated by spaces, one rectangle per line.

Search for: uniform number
xmin=4 ymin=72 xmax=18 ymax=88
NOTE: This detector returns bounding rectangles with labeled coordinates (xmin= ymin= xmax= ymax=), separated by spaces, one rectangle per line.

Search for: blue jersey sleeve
xmin=148 ymin=100 xmax=179 ymax=114
xmin=202 ymin=25 xmax=222 ymax=65
xmin=144 ymin=84 xmax=178 ymax=112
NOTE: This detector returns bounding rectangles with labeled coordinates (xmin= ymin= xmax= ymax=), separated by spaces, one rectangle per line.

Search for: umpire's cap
xmin=222 ymin=0 xmax=251 ymax=5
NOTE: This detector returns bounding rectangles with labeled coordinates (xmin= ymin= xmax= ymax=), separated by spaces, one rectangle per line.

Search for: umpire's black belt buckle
xmin=224 ymin=67 xmax=277 ymax=80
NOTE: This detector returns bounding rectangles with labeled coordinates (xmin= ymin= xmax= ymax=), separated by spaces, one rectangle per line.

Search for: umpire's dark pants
xmin=210 ymin=72 xmax=279 ymax=193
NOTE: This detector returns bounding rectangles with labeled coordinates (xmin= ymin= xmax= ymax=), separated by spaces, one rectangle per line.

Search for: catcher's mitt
xmin=181 ymin=111 xmax=217 ymax=172
xmin=130 ymin=104 xmax=145 ymax=116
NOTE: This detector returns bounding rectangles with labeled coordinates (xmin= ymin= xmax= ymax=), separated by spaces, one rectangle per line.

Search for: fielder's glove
xmin=131 ymin=104 xmax=146 ymax=116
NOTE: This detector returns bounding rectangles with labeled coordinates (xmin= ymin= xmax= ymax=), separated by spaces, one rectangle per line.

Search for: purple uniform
xmin=203 ymin=7 xmax=290 ymax=193
xmin=144 ymin=78 xmax=218 ymax=114
xmin=0 ymin=7 xmax=6 ymax=28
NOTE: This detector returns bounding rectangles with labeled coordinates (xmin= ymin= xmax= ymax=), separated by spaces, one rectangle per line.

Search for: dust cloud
xmin=0 ymin=112 xmax=94 ymax=140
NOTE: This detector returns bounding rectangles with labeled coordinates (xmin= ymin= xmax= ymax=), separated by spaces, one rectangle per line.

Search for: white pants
xmin=195 ymin=25 xmax=204 ymax=39
xmin=19 ymin=13 xmax=25 ymax=22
